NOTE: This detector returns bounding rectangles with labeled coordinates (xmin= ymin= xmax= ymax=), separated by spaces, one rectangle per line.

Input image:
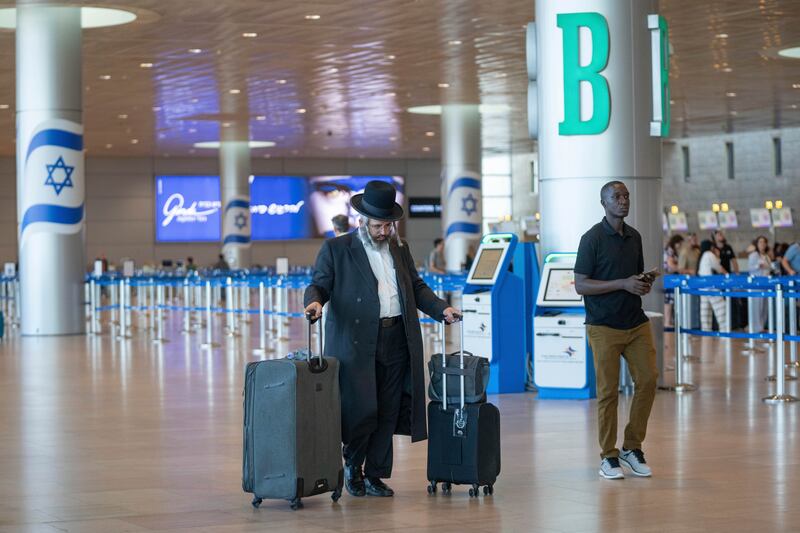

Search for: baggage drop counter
xmin=461 ymin=233 xmax=526 ymax=394
xmin=533 ymin=253 xmax=597 ymax=399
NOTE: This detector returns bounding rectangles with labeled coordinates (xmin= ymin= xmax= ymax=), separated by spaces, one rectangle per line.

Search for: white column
xmin=535 ymin=0 xmax=663 ymax=312
xmin=16 ymin=6 xmax=86 ymax=335
xmin=441 ymin=104 xmax=482 ymax=272
xmin=220 ymin=135 xmax=251 ymax=269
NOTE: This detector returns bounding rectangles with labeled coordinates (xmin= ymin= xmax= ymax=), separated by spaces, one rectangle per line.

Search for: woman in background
xmin=747 ymin=236 xmax=772 ymax=331
xmin=698 ymin=241 xmax=729 ymax=332
xmin=663 ymin=234 xmax=684 ymax=327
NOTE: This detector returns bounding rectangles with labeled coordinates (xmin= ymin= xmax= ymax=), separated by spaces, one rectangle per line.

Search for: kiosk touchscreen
xmin=461 ymin=233 xmax=526 ymax=394
xmin=532 ymin=254 xmax=596 ymax=399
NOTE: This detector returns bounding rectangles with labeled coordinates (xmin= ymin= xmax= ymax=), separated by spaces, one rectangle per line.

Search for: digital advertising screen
xmin=250 ymin=176 xmax=310 ymax=240
xmin=155 ymin=175 xmax=221 ymax=242
xmin=307 ymin=176 xmax=405 ymax=238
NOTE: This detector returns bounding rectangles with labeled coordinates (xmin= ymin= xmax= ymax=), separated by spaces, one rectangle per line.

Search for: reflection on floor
xmin=0 ymin=314 xmax=798 ymax=532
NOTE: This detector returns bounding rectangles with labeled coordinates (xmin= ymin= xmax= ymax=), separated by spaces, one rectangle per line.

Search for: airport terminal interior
xmin=1 ymin=1 xmax=800 ymax=532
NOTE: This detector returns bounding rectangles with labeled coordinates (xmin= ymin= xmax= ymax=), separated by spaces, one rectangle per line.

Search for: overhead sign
xmin=697 ymin=210 xmax=719 ymax=230
xmin=750 ymin=208 xmax=772 ymax=228
xmin=155 ymin=175 xmax=221 ymax=242
xmin=772 ymin=207 xmax=793 ymax=228
xmin=668 ymin=212 xmax=688 ymax=231
xmin=408 ymin=197 xmax=442 ymax=218
xmin=717 ymin=211 xmax=738 ymax=229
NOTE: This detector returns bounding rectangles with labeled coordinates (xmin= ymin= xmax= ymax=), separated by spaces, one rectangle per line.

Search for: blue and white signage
xmin=156 ymin=175 xmax=221 ymax=242
xmin=250 ymin=176 xmax=310 ymax=240
xmin=19 ymin=119 xmax=85 ymax=249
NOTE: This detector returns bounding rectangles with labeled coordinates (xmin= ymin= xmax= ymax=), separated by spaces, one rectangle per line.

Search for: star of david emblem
xmin=44 ymin=156 xmax=75 ymax=196
xmin=234 ymin=212 xmax=247 ymax=230
xmin=461 ymin=193 xmax=478 ymax=216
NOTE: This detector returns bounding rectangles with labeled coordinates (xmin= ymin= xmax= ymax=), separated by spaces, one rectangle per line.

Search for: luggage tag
xmin=453 ymin=408 xmax=468 ymax=438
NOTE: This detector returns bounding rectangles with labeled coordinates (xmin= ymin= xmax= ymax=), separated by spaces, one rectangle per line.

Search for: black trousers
xmin=343 ymin=319 xmax=409 ymax=479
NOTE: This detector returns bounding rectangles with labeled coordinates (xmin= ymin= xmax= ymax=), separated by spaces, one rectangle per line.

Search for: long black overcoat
xmin=304 ymin=233 xmax=448 ymax=443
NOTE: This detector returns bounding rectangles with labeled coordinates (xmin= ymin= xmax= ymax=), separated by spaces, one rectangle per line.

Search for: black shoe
xmin=365 ymin=477 xmax=394 ymax=497
xmin=344 ymin=465 xmax=366 ymax=497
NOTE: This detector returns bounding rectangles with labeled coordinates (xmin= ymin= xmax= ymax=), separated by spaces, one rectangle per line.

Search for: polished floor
xmin=0 ymin=310 xmax=799 ymax=533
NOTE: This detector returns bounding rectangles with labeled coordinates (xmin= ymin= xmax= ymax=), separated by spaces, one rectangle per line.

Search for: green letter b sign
xmin=557 ymin=12 xmax=610 ymax=136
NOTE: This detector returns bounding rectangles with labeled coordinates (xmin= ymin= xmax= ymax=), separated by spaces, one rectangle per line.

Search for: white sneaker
xmin=619 ymin=448 xmax=652 ymax=477
xmin=598 ymin=457 xmax=624 ymax=479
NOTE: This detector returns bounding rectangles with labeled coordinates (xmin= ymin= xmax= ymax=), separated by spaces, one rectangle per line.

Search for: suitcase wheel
xmin=468 ymin=484 xmax=480 ymax=498
xmin=426 ymin=481 xmax=437 ymax=495
xmin=441 ymin=482 xmax=452 ymax=495
xmin=331 ymin=488 xmax=342 ymax=503
xmin=290 ymin=497 xmax=303 ymax=511
xmin=251 ymin=497 xmax=262 ymax=509
xmin=483 ymin=485 xmax=494 ymax=496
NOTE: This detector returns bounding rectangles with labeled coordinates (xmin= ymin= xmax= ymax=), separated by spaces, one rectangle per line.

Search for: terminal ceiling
xmin=0 ymin=0 xmax=799 ymax=159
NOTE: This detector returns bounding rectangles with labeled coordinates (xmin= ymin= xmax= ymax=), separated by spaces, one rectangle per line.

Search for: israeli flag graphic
xmin=222 ymin=194 xmax=251 ymax=249
xmin=444 ymin=171 xmax=482 ymax=239
xmin=19 ymin=119 xmax=84 ymax=249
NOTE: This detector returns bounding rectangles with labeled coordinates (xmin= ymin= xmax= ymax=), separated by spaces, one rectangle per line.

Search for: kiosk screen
xmin=471 ymin=248 xmax=504 ymax=280
xmin=543 ymin=268 xmax=582 ymax=303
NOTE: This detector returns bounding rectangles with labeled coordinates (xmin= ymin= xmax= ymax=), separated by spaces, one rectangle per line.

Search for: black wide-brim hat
xmin=350 ymin=180 xmax=404 ymax=222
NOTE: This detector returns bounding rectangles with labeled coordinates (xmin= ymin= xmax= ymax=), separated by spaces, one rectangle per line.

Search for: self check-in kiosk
xmin=462 ymin=233 xmax=526 ymax=394
xmin=533 ymin=253 xmax=597 ymax=399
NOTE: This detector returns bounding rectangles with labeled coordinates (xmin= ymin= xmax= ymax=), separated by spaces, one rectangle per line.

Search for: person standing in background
xmin=426 ymin=238 xmax=446 ymax=274
xmin=698 ymin=242 xmax=729 ymax=331
xmin=331 ymin=214 xmax=350 ymax=237
xmin=678 ymin=233 xmax=700 ymax=275
xmin=713 ymin=230 xmax=738 ymax=274
xmin=663 ymin=235 xmax=684 ymax=328
xmin=747 ymin=236 xmax=772 ymax=332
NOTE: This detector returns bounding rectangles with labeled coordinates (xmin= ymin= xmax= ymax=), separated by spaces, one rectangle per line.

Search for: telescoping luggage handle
xmin=440 ymin=313 xmax=468 ymax=438
xmin=305 ymin=311 xmax=328 ymax=373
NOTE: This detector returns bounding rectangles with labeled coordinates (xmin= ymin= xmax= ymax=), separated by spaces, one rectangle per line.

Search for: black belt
xmin=380 ymin=316 xmax=402 ymax=328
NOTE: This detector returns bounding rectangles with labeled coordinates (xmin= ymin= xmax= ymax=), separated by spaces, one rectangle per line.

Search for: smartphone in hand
xmin=637 ymin=268 xmax=660 ymax=283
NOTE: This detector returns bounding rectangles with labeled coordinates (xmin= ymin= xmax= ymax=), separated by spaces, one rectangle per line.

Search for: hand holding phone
xmin=637 ymin=268 xmax=660 ymax=283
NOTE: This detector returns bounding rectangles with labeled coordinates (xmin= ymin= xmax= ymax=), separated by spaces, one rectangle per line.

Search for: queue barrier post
xmin=763 ymin=285 xmax=798 ymax=404
xmin=201 ymin=280 xmax=219 ymax=349
xmin=665 ymin=286 xmax=696 ymax=392
xmin=787 ymin=280 xmax=799 ymax=369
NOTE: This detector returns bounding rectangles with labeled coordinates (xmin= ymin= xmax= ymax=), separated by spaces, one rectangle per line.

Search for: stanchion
xmin=125 ymin=279 xmax=133 ymax=332
xmin=149 ymin=280 xmax=156 ymax=332
xmin=277 ymin=279 xmax=288 ymax=342
xmin=763 ymin=285 xmax=798 ymax=403
xmin=84 ymin=282 xmax=91 ymax=322
xmin=94 ymin=280 xmax=102 ymax=335
xmin=664 ymin=287 xmax=696 ymax=392
xmin=225 ymin=277 xmax=238 ymax=337
xmin=767 ymin=293 xmax=775 ymax=345
xmin=742 ymin=278 xmax=762 ymax=355
xmin=116 ymin=279 xmax=130 ymax=340
xmin=182 ymin=278 xmax=192 ymax=334
xmin=201 ymin=280 xmax=219 ymax=349
xmin=14 ymin=279 xmax=21 ymax=327
xmin=153 ymin=283 xmax=168 ymax=344
xmin=253 ymin=281 xmax=269 ymax=355
xmin=681 ymin=291 xmax=692 ymax=357
xmin=240 ymin=283 xmax=251 ymax=325
xmin=193 ymin=282 xmax=203 ymax=329
xmin=786 ymin=280 xmax=799 ymax=369
xmin=267 ymin=283 xmax=275 ymax=334
xmin=89 ymin=279 xmax=97 ymax=336
xmin=724 ymin=290 xmax=732 ymax=334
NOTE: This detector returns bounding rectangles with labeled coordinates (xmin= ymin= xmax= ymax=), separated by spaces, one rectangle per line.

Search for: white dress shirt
xmin=363 ymin=243 xmax=403 ymax=318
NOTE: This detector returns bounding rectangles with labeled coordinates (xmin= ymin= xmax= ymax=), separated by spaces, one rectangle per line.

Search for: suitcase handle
xmin=439 ymin=314 xmax=465 ymax=412
xmin=306 ymin=312 xmax=327 ymax=373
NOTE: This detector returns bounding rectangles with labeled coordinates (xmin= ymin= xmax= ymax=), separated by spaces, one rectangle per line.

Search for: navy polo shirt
xmin=574 ymin=218 xmax=648 ymax=330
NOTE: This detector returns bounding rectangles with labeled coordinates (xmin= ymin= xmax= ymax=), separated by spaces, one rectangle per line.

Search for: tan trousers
xmin=587 ymin=322 xmax=658 ymax=459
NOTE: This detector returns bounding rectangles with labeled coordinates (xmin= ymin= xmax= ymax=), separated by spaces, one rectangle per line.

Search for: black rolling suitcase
xmin=242 ymin=316 xmax=343 ymax=510
xmin=427 ymin=318 xmax=500 ymax=498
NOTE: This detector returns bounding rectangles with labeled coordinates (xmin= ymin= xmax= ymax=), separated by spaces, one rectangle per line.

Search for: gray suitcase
xmin=242 ymin=317 xmax=343 ymax=510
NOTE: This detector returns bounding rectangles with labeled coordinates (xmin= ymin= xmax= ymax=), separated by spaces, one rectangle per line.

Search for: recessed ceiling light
xmin=792 ymin=104 xmax=798 ymax=109
xmin=188 ymin=128 xmax=197 ymax=133
xmin=385 ymin=92 xmax=396 ymax=97
xmin=276 ymin=79 xmax=287 ymax=84
xmin=0 ymin=7 xmax=137 ymax=29
xmin=305 ymin=14 xmax=321 ymax=20
xmin=255 ymin=115 xmax=266 ymax=121
xmin=422 ymin=147 xmax=431 ymax=152
xmin=407 ymin=104 xmax=510 ymax=115
xmin=140 ymin=62 xmax=153 ymax=68
xmin=386 ymin=54 xmax=396 ymax=60
xmin=726 ymin=92 xmax=736 ymax=97
xmin=229 ymin=89 xmax=241 ymax=94
xmin=729 ymin=111 xmax=738 ymax=116
xmin=448 ymin=40 xmax=462 ymax=45
xmin=191 ymin=98 xmax=199 ymax=103
xmin=389 ymin=136 xmax=397 ymax=141
xmin=715 ymin=33 xmax=729 ymax=39
xmin=425 ymin=131 xmax=435 ymax=137
xmin=0 ymin=104 xmax=8 ymax=109
xmin=99 ymin=74 xmax=111 ymax=80
xmin=188 ymin=48 xmax=202 ymax=54
xmin=194 ymin=140 xmax=276 ymax=149
xmin=328 ymin=67 xmax=339 ymax=74
xmin=722 ymin=67 xmax=733 ymax=72
xmin=117 ymin=114 xmax=128 ymax=119
xmin=130 ymin=139 xmax=139 ymax=144
xmin=222 ymin=122 xmax=231 ymax=128
xmin=152 ymin=106 xmax=161 ymax=111
xmin=778 ymin=46 xmax=800 ymax=59
xmin=242 ymin=32 xmax=258 ymax=38
xmin=438 ymin=83 xmax=450 ymax=88
xmin=105 ymin=143 xmax=113 ymax=149
xmin=296 ymin=108 xmax=307 ymax=114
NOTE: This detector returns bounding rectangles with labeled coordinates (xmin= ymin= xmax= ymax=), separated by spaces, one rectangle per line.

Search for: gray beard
xmin=358 ymin=224 xmax=388 ymax=250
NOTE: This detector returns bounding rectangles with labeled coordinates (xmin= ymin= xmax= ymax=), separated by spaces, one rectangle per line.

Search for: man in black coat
xmin=304 ymin=180 xmax=459 ymax=498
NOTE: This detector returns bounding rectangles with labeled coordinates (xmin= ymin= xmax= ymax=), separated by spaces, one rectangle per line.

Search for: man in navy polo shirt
xmin=574 ymin=181 xmax=659 ymax=480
